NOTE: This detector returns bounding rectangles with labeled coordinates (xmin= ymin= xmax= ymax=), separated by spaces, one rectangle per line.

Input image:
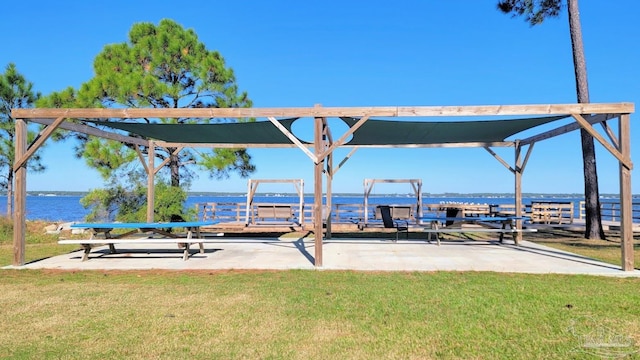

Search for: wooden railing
xmin=423 ymin=203 xmax=491 ymax=218
xmin=195 ymin=202 xmax=417 ymax=225
xmin=579 ymin=200 xmax=640 ymax=222
xmin=195 ymin=202 xmax=244 ymax=223
xmin=195 ymin=202 xmax=305 ymax=225
xmin=197 ymin=200 xmax=640 ymax=225
xmin=492 ymin=204 xmax=527 ymax=217
xmin=529 ymin=201 xmax=574 ymax=224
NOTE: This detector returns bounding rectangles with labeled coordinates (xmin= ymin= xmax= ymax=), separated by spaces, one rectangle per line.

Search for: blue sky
xmin=2 ymin=1 xmax=638 ymax=195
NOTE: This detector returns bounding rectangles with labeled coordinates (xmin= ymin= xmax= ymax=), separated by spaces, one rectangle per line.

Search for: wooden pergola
xmin=11 ymin=103 xmax=635 ymax=270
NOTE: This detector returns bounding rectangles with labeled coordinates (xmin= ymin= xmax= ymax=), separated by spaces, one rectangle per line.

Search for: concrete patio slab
xmin=6 ymin=237 xmax=639 ymax=277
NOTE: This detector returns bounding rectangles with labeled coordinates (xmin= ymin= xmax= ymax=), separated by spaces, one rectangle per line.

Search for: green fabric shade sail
xmin=87 ymin=115 xmax=569 ymax=146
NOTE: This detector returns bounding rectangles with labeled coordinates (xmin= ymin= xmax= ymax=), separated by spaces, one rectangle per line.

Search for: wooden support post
xmin=314 ymin=115 xmax=324 ymax=267
xmin=364 ymin=179 xmax=371 ymax=227
xmin=245 ymin=180 xmax=254 ymax=226
xmin=514 ymin=141 xmax=523 ymax=245
xmin=146 ymin=141 xmax=155 ymax=222
xmin=619 ymin=114 xmax=634 ymax=271
xmin=326 ymin=149 xmax=332 ymax=239
xmin=13 ymin=119 xmax=27 ymax=266
xmin=296 ymin=179 xmax=304 ymax=227
xmin=416 ymin=180 xmax=423 ymax=220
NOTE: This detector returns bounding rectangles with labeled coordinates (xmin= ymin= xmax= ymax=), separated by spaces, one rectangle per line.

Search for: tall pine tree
xmin=497 ymin=0 xmax=604 ymax=239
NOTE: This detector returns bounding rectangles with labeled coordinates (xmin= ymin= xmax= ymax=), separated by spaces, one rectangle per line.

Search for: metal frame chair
xmin=377 ymin=205 xmax=409 ymax=241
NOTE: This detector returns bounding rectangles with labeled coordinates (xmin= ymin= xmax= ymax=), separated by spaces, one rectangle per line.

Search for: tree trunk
xmin=169 ymin=148 xmax=180 ymax=187
xmin=568 ymin=0 xmax=605 ymax=239
xmin=6 ymin=169 xmax=12 ymax=218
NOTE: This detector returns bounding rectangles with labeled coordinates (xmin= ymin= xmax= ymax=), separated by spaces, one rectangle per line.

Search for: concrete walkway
xmin=7 ymin=237 xmax=640 ymax=277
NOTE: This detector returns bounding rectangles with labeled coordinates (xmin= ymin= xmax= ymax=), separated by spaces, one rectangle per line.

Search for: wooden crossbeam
xmin=12 ymin=103 xmax=634 ymax=119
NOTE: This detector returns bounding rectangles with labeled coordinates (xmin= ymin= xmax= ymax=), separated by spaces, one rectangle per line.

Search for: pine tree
xmin=497 ymin=0 xmax=605 ymax=239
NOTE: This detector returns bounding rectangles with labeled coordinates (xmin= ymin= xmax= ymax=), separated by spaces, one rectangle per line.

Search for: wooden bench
xmin=422 ymin=227 xmax=538 ymax=246
xmin=420 ymin=216 xmax=536 ymax=246
xmin=63 ymin=221 xmax=219 ymax=261
xmin=58 ymin=238 xmax=212 ymax=261
xmin=256 ymin=204 xmax=294 ymax=221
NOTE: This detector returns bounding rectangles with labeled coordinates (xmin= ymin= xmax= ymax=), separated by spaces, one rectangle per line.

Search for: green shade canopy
xmin=88 ymin=115 xmax=569 ymax=145
xmin=88 ymin=118 xmax=300 ymax=144
xmin=340 ymin=115 xmax=568 ymax=145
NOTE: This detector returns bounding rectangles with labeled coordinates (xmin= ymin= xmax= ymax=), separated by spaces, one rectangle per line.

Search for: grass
xmin=0 ymin=217 xmax=79 ymax=266
xmin=539 ymin=239 xmax=638 ymax=267
xmin=0 ymin=270 xmax=639 ymax=359
xmin=523 ymin=228 xmax=640 ymax=268
xmin=1 ymin=218 xmax=639 ymax=359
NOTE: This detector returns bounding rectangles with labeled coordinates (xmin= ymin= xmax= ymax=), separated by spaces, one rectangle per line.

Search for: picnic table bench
xmin=60 ymin=221 xmax=219 ymax=261
xmin=420 ymin=216 xmax=537 ymax=246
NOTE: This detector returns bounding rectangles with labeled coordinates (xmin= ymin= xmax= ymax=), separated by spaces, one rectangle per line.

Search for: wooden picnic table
xmin=419 ymin=216 xmax=535 ymax=246
xmin=60 ymin=221 xmax=219 ymax=261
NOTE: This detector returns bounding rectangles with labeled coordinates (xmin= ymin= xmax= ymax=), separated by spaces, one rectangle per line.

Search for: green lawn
xmin=522 ymin=228 xmax=640 ymax=269
xmin=0 ymin=270 xmax=638 ymax=359
xmin=1 ymin=220 xmax=639 ymax=359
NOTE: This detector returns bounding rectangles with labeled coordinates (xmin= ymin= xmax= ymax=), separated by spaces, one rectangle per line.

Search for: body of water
xmin=0 ymin=193 xmax=600 ymax=223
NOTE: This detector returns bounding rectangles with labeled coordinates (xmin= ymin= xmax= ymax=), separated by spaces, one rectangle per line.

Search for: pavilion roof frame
xmin=10 ymin=102 xmax=635 ymax=270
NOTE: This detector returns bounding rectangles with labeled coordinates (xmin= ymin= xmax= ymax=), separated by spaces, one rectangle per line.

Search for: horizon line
xmin=11 ymin=191 xmax=636 ymax=197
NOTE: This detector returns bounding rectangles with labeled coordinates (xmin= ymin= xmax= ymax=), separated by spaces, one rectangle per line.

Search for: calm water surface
xmin=0 ymin=194 xmax=595 ymax=222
